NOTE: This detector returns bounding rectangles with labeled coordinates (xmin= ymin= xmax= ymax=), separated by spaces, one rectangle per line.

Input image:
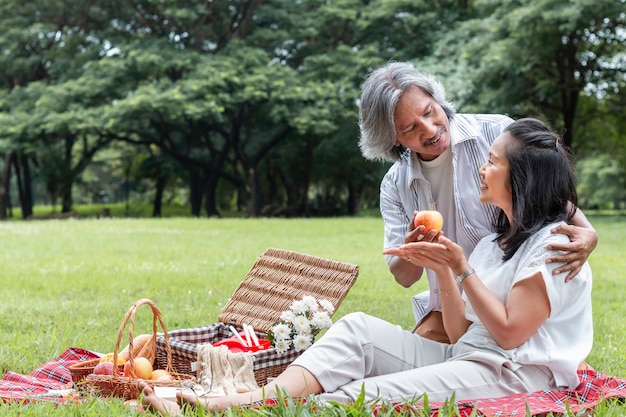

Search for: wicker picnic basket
xmin=155 ymin=247 xmax=359 ymax=386
xmin=69 ymin=358 xmax=102 ymax=384
xmin=84 ymin=298 xmax=196 ymax=400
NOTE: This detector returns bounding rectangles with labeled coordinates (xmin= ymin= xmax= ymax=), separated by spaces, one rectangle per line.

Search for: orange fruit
xmin=123 ymin=356 xmax=153 ymax=379
xmin=150 ymin=369 xmax=172 ymax=381
xmin=99 ymin=351 xmax=129 ymax=365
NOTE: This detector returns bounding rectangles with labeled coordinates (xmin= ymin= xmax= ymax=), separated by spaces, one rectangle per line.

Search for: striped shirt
xmin=380 ymin=113 xmax=514 ymax=316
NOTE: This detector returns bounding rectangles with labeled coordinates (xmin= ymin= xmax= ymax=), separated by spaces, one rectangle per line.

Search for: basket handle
xmin=112 ymin=298 xmax=174 ymax=377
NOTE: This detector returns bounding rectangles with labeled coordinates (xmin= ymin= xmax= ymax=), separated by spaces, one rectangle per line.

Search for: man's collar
xmin=449 ymin=114 xmax=480 ymax=146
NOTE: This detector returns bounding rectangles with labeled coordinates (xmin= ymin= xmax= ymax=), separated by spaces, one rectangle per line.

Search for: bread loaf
xmin=135 ymin=334 xmax=156 ymax=365
xmin=121 ymin=334 xmax=156 ymax=365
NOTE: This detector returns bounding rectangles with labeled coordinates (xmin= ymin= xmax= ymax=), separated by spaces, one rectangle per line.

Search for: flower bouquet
xmin=267 ymin=295 xmax=334 ymax=354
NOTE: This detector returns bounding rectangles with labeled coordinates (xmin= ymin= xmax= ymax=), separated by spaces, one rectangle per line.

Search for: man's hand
xmin=405 ymin=211 xmax=440 ymax=244
xmin=547 ymin=224 xmax=598 ymax=282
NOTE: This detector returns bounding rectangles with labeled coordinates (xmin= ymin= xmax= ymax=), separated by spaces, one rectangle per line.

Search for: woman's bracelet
xmin=455 ymin=268 xmax=475 ymax=284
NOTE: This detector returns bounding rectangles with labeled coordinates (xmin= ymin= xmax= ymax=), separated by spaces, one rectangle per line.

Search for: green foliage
xmin=576 ymin=155 xmax=626 ymax=209
xmin=0 ymin=0 xmax=623 ymax=218
xmin=447 ymin=0 xmax=625 ymax=148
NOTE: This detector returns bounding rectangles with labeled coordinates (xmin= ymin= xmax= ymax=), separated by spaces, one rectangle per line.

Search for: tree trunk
xmin=61 ymin=136 xmax=75 ymax=213
xmin=235 ymin=180 xmax=249 ymax=213
xmin=346 ymin=179 xmax=362 ymax=216
xmin=300 ymin=134 xmax=314 ymax=216
xmin=0 ymin=152 xmax=15 ymax=220
xmin=556 ymin=35 xmax=581 ymax=149
xmin=12 ymin=154 xmax=24 ymax=215
xmin=203 ymin=168 xmax=220 ymax=217
xmin=188 ymin=169 xmax=203 ymax=217
xmin=561 ymin=94 xmax=577 ymax=148
xmin=18 ymin=153 xmax=33 ymax=218
xmin=61 ymin=185 xmax=73 ymax=213
xmin=246 ymin=166 xmax=261 ymax=218
xmin=152 ymin=177 xmax=166 ymax=217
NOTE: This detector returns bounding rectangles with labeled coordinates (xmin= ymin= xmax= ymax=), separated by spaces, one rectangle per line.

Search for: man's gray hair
xmin=358 ymin=62 xmax=456 ymax=162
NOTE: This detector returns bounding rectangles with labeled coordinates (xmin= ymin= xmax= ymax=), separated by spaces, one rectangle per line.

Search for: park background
xmin=0 ymin=0 xmax=624 ymax=220
xmin=1 ymin=1 xmax=625 ymax=415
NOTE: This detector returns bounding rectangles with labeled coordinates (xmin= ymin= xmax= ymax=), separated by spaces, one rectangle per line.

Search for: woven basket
xmin=155 ymin=247 xmax=359 ymax=386
xmin=84 ymin=299 xmax=196 ymax=400
xmin=69 ymin=359 xmax=125 ymax=386
xmin=69 ymin=358 xmax=101 ymax=384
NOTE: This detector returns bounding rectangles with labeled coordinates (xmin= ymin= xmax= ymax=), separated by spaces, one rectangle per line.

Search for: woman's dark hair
xmin=494 ymin=118 xmax=578 ymax=261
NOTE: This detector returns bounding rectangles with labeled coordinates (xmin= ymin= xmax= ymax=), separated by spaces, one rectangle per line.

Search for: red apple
xmin=414 ymin=210 xmax=444 ymax=233
xmin=93 ymin=361 xmax=114 ymax=375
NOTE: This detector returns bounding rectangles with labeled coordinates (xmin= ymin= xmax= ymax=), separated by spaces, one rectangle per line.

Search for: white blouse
xmin=453 ymin=221 xmax=593 ymax=389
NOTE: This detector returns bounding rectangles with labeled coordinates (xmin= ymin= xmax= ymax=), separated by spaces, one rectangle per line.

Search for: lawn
xmin=0 ymin=215 xmax=624 ymax=416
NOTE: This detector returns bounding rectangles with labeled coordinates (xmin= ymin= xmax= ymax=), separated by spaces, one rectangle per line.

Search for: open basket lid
xmin=218 ymin=248 xmax=359 ymax=332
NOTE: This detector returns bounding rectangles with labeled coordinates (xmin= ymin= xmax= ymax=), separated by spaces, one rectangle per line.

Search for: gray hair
xmin=358 ymin=62 xmax=456 ymax=162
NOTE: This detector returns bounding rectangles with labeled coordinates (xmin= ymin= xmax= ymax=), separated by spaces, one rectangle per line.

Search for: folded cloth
xmin=196 ymin=343 xmax=258 ymax=396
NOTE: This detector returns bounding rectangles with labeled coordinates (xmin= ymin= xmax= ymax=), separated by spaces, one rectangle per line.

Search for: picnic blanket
xmin=382 ymin=368 xmax=626 ymax=416
xmin=0 ymin=347 xmax=100 ymax=403
xmin=2 ymin=347 xmax=625 ymax=416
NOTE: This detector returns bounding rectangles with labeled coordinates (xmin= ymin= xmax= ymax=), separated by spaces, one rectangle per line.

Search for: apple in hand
xmin=414 ymin=210 xmax=444 ymax=233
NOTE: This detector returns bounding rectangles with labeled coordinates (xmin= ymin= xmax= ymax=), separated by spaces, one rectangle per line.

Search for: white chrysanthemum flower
xmin=293 ymin=334 xmax=313 ymax=352
xmin=280 ymin=310 xmax=296 ymax=323
xmin=301 ymin=295 xmax=318 ymax=312
xmin=290 ymin=299 xmax=307 ymax=315
xmin=292 ymin=315 xmax=311 ymax=334
xmin=297 ymin=325 xmax=312 ymax=336
xmin=271 ymin=323 xmax=292 ymax=340
xmin=274 ymin=339 xmax=291 ymax=355
xmin=310 ymin=311 xmax=332 ymax=329
xmin=319 ymin=299 xmax=335 ymax=314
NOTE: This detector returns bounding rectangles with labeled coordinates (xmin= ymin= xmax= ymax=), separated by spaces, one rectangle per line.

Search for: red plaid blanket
xmin=2 ymin=348 xmax=625 ymax=416
xmin=0 ymin=347 xmax=100 ymax=403
xmin=381 ymin=369 xmax=626 ymax=416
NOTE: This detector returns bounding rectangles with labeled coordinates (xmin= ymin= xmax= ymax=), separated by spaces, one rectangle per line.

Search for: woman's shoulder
xmin=530 ymin=221 xmax=569 ymax=246
xmin=515 ymin=222 xmax=570 ymax=267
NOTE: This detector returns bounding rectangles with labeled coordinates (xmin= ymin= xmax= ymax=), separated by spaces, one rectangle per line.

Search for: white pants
xmin=291 ymin=312 xmax=555 ymax=404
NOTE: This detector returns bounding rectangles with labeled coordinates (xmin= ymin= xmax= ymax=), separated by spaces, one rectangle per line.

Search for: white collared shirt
xmin=380 ymin=113 xmax=514 ymax=319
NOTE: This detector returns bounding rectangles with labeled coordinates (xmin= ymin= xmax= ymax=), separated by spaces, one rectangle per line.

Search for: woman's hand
xmin=384 ymin=235 xmax=467 ymax=274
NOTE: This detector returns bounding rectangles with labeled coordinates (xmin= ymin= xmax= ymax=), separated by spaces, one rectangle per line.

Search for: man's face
xmin=393 ymin=85 xmax=451 ymax=161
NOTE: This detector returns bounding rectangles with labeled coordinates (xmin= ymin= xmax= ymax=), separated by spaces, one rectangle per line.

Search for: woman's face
xmin=393 ymin=85 xmax=451 ymax=161
xmin=479 ymin=133 xmax=513 ymax=217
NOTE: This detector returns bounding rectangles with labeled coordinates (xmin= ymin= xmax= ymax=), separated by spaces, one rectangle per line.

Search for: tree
xmin=3 ymin=0 xmax=621 ymax=217
xmin=133 ymin=145 xmax=185 ymax=217
xmin=577 ymin=155 xmax=626 ymax=210
xmin=449 ymin=0 xmax=626 ymax=149
xmin=0 ymin=0 xmax=128 ymax=213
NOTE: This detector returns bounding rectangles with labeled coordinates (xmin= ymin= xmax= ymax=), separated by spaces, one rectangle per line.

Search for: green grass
xmin=8 ymin=201 xmax=195 ymax=219
xmin=0 ymin=215 xmax=624 ymax=416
